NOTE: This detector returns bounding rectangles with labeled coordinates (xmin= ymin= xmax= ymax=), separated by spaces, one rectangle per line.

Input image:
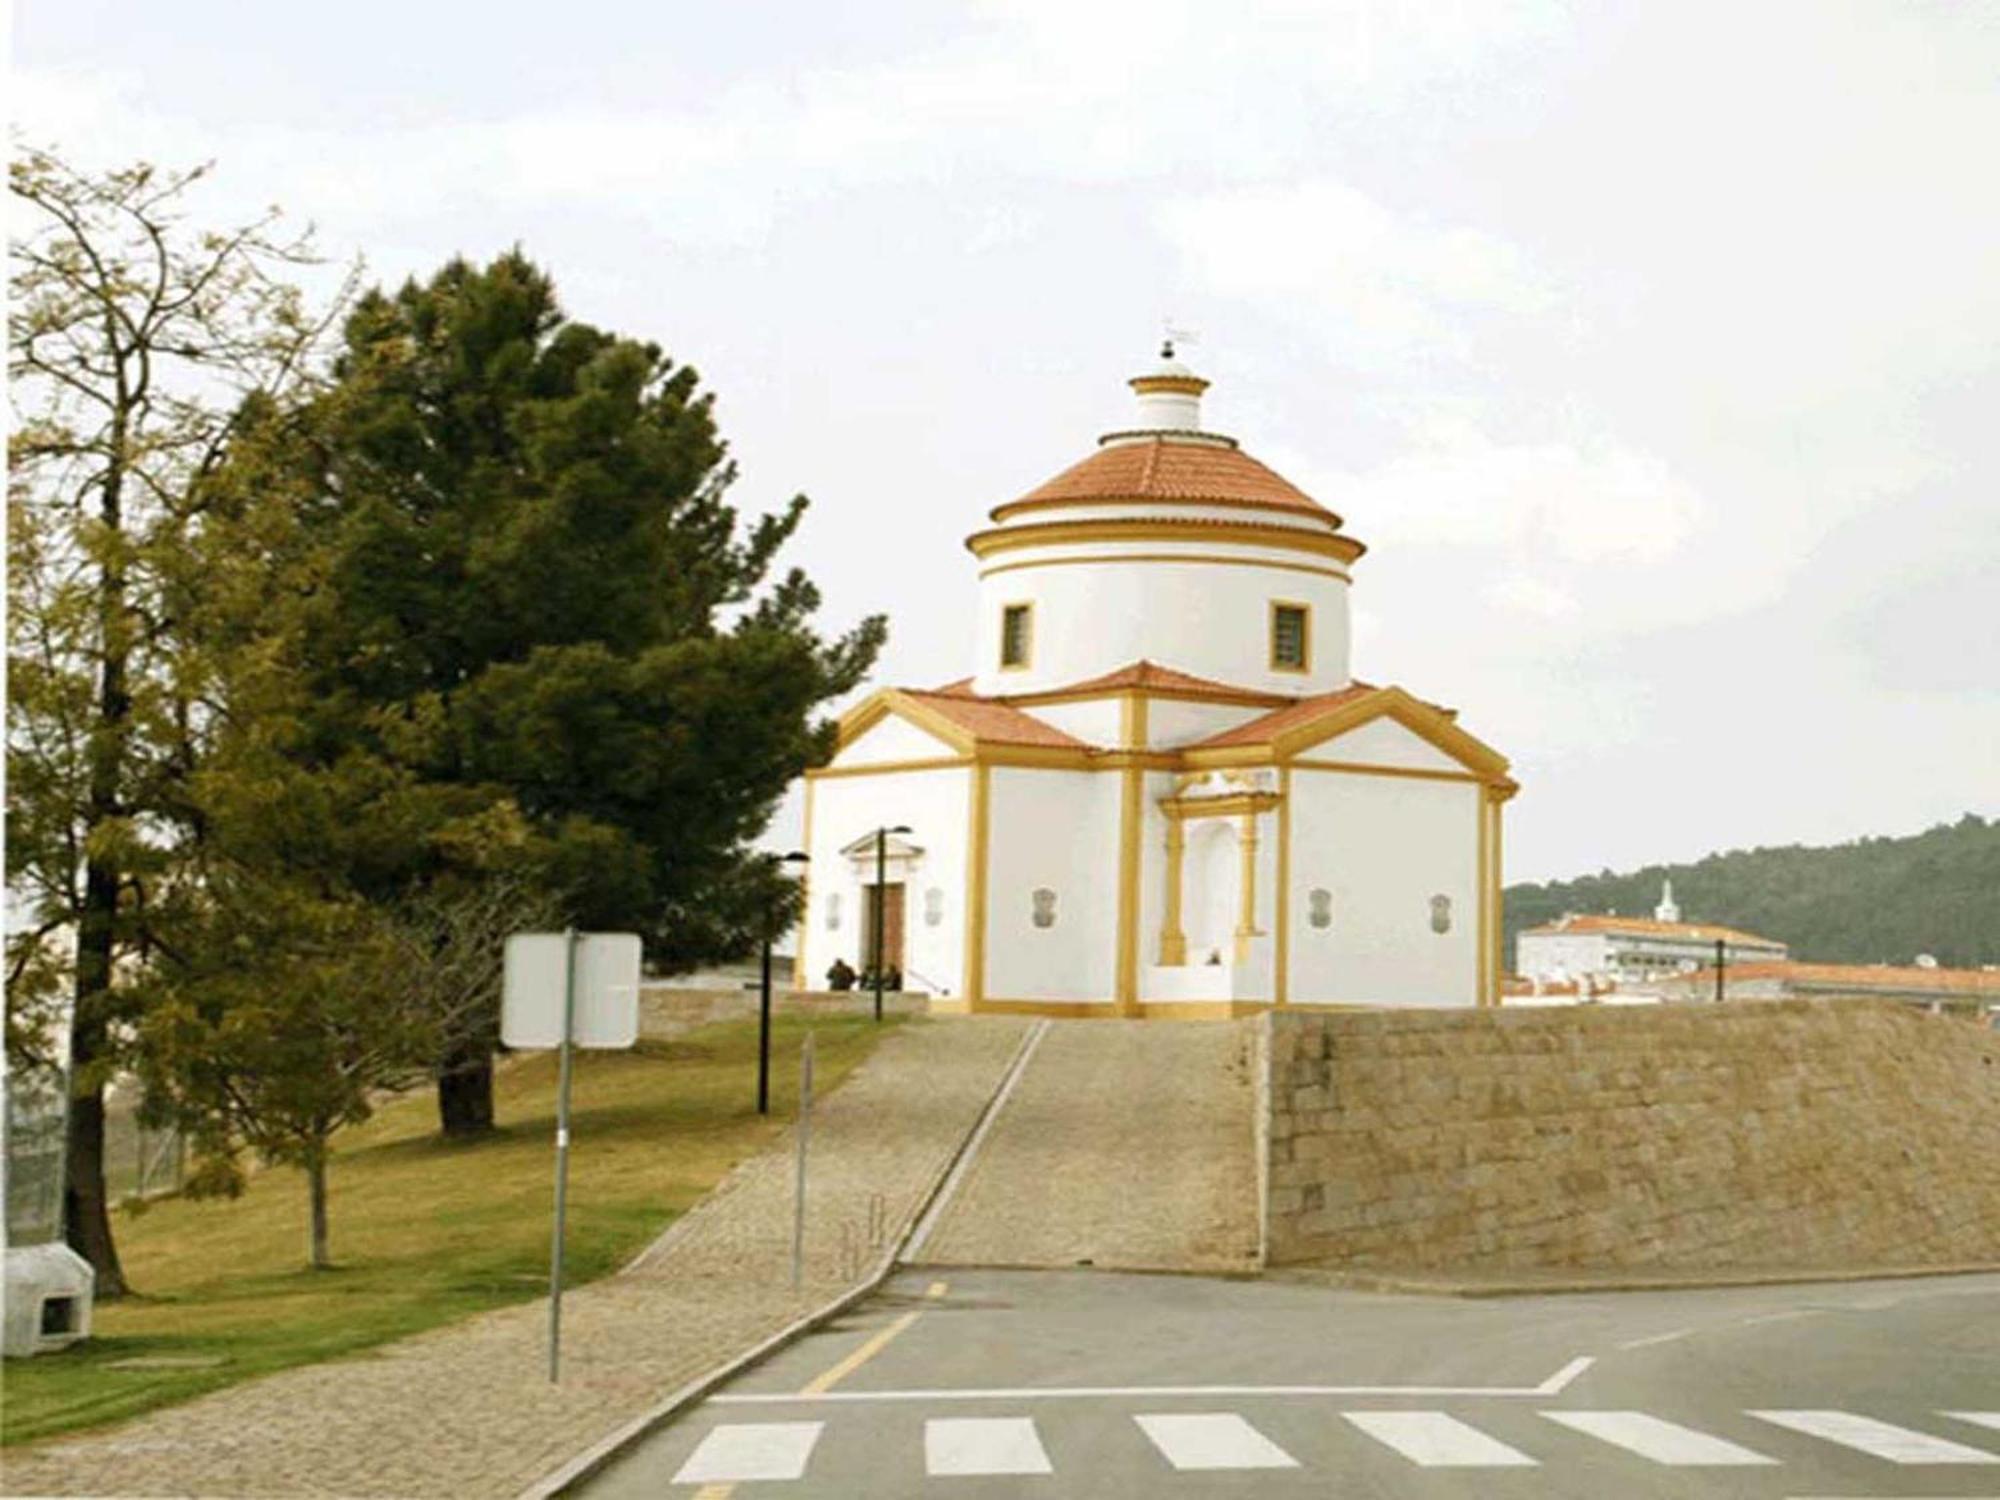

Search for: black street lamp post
xmin=759 ymin=850 xmax=810 ymax=1115
xmin=872 ymin=825 xmax=912 ymax=1023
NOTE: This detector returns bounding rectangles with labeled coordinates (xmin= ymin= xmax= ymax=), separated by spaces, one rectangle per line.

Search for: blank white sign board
xmin=502 ymin=933 xmax=641 ymax=1050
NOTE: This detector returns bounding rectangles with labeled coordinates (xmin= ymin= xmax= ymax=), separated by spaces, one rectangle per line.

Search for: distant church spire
xmin=1655 ymin=878 xmax=1680 ymax=923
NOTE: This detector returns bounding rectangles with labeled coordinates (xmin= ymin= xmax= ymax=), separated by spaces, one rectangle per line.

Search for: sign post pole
xmin=791 ymin=1030 xmax=814 ymax=1291
xmin=547 ymin=928 xmax=579 ymax=1383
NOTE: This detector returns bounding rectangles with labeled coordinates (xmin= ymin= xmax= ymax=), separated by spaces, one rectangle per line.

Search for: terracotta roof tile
xmin=1028 ymin=660 xmax=1290 ymax=702
xmin=899 ymin=690 xmax=1089 ymax=749
xmin=1522 ymin=914 xmax=1787 ymax=948
xmin=1005 ymin=437 xmax=1337 ymax=521
xmin=1190 ymin=683 xmax=1379 ymax=748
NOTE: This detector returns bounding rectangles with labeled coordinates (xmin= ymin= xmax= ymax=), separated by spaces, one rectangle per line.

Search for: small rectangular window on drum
xmin=1270 ymin=602 xmax=1310 ymax=671
xmin=1001 ymin=602 xmax=1033 ymax=669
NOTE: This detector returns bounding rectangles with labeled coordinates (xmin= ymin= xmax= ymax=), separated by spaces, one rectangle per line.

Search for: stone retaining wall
xmin=1263 ymin=1000 xmax=2000 ymax=1271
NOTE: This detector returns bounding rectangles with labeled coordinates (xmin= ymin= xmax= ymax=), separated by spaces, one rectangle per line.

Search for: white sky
xmin=15 ymin=1 xmax=1996 ymax=884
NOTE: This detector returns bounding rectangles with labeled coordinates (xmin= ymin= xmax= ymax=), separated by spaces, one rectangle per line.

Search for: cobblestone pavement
xmin=915 ymin=1018 xmax=1262 ymax=1274
xmin=5 ymin=1016 xmax=1030 ymax=1499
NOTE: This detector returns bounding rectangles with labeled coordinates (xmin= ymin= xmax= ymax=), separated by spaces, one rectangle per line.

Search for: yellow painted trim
xmin=1275 ymin=765 xmax=1291 ymax=1008
xmin=1489 ymin=789 xmax=1506 ymax=1007
xmin=1115 ymin=764 xmax=1143 ymax=1015
xmin=926 ymin=997 xmax=973 ymax=1015
xmin=1476 ymin=788 xmax=1492 ymax=1007
xmin=834 ymin=687 xmax=977 ymax=756
xmin=978 ymin=551 xmax=1350 ymax=585
xmin=999 ymin=599 xmax=1034 ymax=672
xmin=1160 ymin=791 xmax=1282 ymax=821
xmin=807 ymin=755 xmax=971 ymax=780
xmin=1233 ymin=810 xmax=1262 ymax=961
xmin=1180 ymin=685 xmax=1512 ymax=780
xmin=1289 ymin=758 xmax=1487 ymax=786
xmin=975 ymin=998 xmax=1118 ymax=1017
xmin=962 ymin=762 xmax=990 ymax=1007
xmin=966 ymin=518 xmax=1365 ymax=565
xmin=997 ymin=677 xmax=1294 ymax=710
xmin=1128 ymin=373 xmax=1209 ymax=396
xmin=970 ymin=745 xmax=1180 ymax=771
xmin=1268 ymin=598 xmax=1312 ymax=674
xmin=1135 ymin=1000 xmax=1272 ymax=1020
xmin=1159 ymin=815 xmax=1187 ymax=965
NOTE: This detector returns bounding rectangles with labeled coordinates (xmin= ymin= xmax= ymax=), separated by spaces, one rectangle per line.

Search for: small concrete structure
xmin=3 ymin=1242 xmax=95 ymax=1357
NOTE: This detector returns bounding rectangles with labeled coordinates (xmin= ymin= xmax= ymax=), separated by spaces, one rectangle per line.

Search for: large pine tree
xmin=277 ymin=252 xmax=884 ymax=1133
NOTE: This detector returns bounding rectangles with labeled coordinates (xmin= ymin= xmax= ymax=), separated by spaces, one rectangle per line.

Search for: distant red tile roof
xmin=1523 ymin=913 xmax=1786 ymax=948
xmin=1003 ymin=437 xmax=1337 ymax=521
xmin=1716 ymin=961 xmax=2000 ymax=996
xmin=1190 ymin=684 xmax=1379 ymax=748
xmin=897 ymin=689 xmax=1089 ymax=749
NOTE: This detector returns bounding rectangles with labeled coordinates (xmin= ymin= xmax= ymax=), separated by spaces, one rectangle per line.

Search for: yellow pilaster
xmin=1275 ymin=767 xmax=1291 ymax=1006
xmin=1489 ymin=787 xmax=1506 ymax=1006
xmin=1159 ymin=813 xmax=1187 ymax=965
xmin=1475 ymin=786 xmax=1491 ymax=1006
xmin=1234 ymin=811 xmax=1261 ymax=963
xmin=962 ymin=763 xmax=990 ymax=1008
xmin=1115 ymin=766 xmax=1143 ymax=1014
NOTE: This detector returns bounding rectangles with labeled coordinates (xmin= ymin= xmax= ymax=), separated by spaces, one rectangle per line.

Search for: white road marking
xmin=1538 ymin=1355 xmax=1596 ymax=1393
xmin=1749 ymin=1410 xmax=2000 ymax=1465
xmin=672 ymin=1422 xmax=824 ymax=1483
xmin=1343 ymin=1411 xmax=1539 ymax=1467
xmin=923 ymin=1417 xmax=1052 ymax=1476
xmin=1618 ymin=1327 xmax=1694 ymax=1350
xmin=1133 ymin=1412 xmax=1300 ymax=1470
xmin=1542 ymin=1410 xmax=1777 ymax=1465
xmin=1946 ymin=1414 xmax=2000 ymax=1433
xmin=901 ymin=1020 xmax=1049 ymax=1261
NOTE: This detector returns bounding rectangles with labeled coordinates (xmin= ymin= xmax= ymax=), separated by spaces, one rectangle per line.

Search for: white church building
xmin=797 ymin=348 xmax=1518 ymax=1017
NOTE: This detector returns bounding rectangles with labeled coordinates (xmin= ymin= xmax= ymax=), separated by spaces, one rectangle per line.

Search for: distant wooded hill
xmin=1503 ymin=813 xmax=2000 ymax=972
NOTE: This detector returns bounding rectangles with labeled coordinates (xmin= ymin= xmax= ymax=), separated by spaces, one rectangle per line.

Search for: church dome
xmin=965 ymin=348 xmax=1364 ymax=698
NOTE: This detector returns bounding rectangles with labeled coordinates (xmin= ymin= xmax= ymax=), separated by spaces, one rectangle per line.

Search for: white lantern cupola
xmin=1125 ymin=340 xmax=1210 ymax=434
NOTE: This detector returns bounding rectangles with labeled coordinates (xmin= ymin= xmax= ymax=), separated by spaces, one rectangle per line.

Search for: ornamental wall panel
xmin=983 ymin=767 xmax=1120 ymax=1002
xmin=1285 ymin=769 xmax=1480 ymax=1007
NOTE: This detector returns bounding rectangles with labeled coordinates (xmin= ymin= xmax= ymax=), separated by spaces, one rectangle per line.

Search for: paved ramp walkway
xmin=910 ymin=1018 xmax=1262 ymax=1275
xmin=7 ymin=1017 xmax=1031 ymax=1499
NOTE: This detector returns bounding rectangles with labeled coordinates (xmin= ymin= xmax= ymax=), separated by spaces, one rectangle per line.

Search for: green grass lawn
xmin=2 ymin=1012 xmax=905 ymax=1447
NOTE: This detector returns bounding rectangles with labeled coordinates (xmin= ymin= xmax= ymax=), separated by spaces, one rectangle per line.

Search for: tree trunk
xmin=436 ymin=1036 xmax=495 ymax=1138
xmin=305 ymin=1146 xmax=330 ymax=1270
xmin=63 ymin=1082 xmax=127 ymax=1299
xmin=65 ymin=859 xmax=129 ymax=1299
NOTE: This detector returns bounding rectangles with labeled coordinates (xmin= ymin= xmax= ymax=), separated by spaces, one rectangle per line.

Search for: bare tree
xmin=7 ymin=146 xmax=352 ymax=1293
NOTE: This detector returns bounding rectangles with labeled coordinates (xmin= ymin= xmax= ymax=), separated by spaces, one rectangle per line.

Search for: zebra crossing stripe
xmin=1541 ymin=1410 xmax=1777 ymax=1465
xmin=923 ymin=1417 xmax=1052 ymax=1476
xmin=1134 ymin=1412 xmax=1300 ymax=1470
xmin=1945 ymin=1413 xmax=2000 ymax=1433
xmin=672 ymin=1422 xmax=824 ymax=1484
xmin=1748 ymin=1411 xmax=2000 ymax=1465
xmin=1343 ymin=1410 xmax=1538 ymax=1467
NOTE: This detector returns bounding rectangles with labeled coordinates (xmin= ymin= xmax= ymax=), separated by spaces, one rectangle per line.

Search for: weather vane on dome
xmin=1160 ymin=320 xmax=1200 ymax=361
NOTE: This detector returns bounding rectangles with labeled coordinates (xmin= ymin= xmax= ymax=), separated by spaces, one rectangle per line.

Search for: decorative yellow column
xmin=1234 ymin=812 xmax=1261 ymax=962
xmin=1159 ymin=814 xmax=1187 ymax=964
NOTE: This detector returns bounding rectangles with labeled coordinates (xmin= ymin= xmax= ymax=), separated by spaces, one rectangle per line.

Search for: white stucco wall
xmin=1284 ymin=769 xmax=1480 ymax=1007
xmin=1019 ymin=697 xmax=1124 ymax=748
xmin=802 ymin=765 xmax=971 ymax=996
xmin=1145 ymin=699 xmax=1268 ymax=749
xmin=829 ymin=712 xmax=959 ymax=768
xmin=972 ymin=548 xmax=1352 ymax=697
xmin=983 ymin=767 xmax=1120 ymax=1002
xmin=1306 ymin=716 xmax=1465 ymax=773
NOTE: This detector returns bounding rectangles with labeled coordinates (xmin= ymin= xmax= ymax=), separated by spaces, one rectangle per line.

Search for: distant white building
xmin=1516 ymin=881 xmax=1789 ymax=988
xmin=797 ymin=348 xmax=1518 ymax=1016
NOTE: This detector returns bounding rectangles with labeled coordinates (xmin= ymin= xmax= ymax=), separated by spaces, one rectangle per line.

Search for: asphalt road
xmin=581 ymin=1267 xmax=2000 ymax=1498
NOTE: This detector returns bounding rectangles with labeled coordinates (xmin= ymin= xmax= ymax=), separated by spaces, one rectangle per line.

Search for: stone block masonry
xmin=1262 ymin=1000 xmax=2000 ymax=1271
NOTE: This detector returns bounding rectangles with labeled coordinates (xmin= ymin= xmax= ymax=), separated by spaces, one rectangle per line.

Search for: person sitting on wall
xmin=826 ymin=957 xmax=856 ymax=992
